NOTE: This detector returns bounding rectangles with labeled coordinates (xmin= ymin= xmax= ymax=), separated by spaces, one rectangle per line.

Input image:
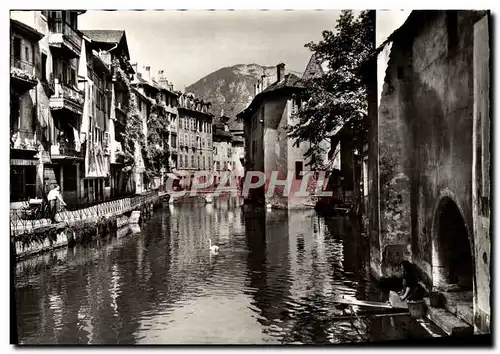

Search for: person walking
xmin=47 ymin=184 xmax=66 ymax=224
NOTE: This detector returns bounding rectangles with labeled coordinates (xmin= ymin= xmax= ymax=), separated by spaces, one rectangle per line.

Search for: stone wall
xmin=471 ymin=14 xmax=491 ymax=334
xmin=368 ymin=10 xmax=490 ymax=333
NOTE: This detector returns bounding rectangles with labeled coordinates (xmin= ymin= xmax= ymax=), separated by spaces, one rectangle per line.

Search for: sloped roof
xmin=81 ymin=29 xmax=130 ymax=58
xmin=237 ymin=73 xmax=304 ymax=119
xmin=81 ymin=29 xmax=125 ymax=44
xmin=214 ymin=126 xmax=233 ymax=140
xmin=228 ymin=117 xmax=243 ymax=131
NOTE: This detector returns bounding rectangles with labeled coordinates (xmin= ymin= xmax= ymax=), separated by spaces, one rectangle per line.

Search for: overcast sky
xmin=79 ymin=10 xmax=410 ymax=90
xmin=79 ymin=10 xmax=344 ymax=90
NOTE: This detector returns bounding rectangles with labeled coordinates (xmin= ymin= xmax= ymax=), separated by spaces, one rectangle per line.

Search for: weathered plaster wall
xmin=286 ymin=100 xmax=315 ymax=209
xmin=471 ymin=14 xmax=491 ymax=334
xmin=370 ymin=10 xmax=490 ymax=333
xmin=263 ymin=97 xmax=288 ymax=208
xmin=375 ymin=36 xmax=414 ymax=277
xmin=243 ymin=103 xmax=264 ymax=202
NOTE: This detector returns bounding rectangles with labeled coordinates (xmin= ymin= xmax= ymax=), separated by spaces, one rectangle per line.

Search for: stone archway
xmin=432 ymin=195 xmax=474 ymax=291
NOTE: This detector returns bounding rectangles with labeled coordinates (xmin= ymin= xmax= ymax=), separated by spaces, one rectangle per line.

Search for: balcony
xmin=10 ymin=57 xmax=37 ymax=92
xmin=48 ymin=19 xmax=82 ymax=58
xmin=50 ymin=79 xmax=84 ymax=115
xmin=50 ymin=143 xmax=83 ymax=160
xmin=114 ymin=102 xmax=127 ymax=125
xmin=10 ymin=129 xmax=40 ymax=160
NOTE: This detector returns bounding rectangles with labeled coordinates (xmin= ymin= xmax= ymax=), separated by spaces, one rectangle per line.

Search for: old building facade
xmin=228 ymin=116 xmax=245 ymax=185
xmin=176 ymin=92 xmax=214 ymax=183
xmin=239 ymin=63 xmax=315 ymax=209
xmin=365 ymin=10 xmax=491 ymax=334
xmin=81 ymin=30 xmax=135 ymax=199
xmin=10 ymin=10 xmax=86 ymax=208
xmin=212 ymin=113 xmax=234 ymax=185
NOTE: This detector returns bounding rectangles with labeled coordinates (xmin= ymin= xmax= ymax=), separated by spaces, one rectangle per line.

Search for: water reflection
xmin=15 ymin=196 xmax=430 ymax=344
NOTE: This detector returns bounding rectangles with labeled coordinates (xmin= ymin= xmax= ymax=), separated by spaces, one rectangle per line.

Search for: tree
xmin=288 ymin=10 xmax=375 ymax=168
xmin=143 ymin=95 xmax=170 ymax=181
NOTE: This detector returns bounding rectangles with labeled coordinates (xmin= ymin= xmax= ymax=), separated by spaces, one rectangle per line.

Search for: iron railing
xmin=10 ymin=190 xmax=159 ymax=236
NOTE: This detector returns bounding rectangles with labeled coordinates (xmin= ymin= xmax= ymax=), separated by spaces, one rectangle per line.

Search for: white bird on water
xmin=209 ymin=239 xmax=219 ymax=253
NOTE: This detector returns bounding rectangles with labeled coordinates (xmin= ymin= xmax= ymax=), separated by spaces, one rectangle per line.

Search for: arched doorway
xmin=433 ymin=197 xmax=474 ymax=291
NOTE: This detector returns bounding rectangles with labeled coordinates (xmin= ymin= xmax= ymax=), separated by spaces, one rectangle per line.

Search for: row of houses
xmin=10 ymin=10 xmax=245 ymax=209
xmin=238 ymin=10 xmax=490 ymax=335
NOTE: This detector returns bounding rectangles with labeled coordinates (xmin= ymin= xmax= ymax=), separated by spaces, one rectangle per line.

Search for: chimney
xmin=277 ymin=63 xmax=285 ymax=82
xmin=157 ymin=69 xmax=169 ymax=88
xmin=261 ymin=75 xmax=267 ymax=90
xmin=144 ymin=65 xmax=151 ymax=80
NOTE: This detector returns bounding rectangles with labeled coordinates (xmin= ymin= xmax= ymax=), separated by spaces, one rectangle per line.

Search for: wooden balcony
xmin=10 ymin=57 xmax=37 ymax=92
xmin=49 ymin=80 xmax=84 ymax=115
xmin=48 ymin=19 xmax=82 ymax=58
xmin=50 ymin=143 xmax=83 ymax=160
xmin=114 ymin=102 xmax=127 ymax=125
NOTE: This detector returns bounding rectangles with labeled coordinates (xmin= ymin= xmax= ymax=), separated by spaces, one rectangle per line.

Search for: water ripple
xmin=15 ymin=197 xmax=424 ymax=344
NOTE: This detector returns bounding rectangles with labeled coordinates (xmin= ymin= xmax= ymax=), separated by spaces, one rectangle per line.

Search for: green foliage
xmin=143 ymin=93 xmax=170 ymax=180
xmin=113 ymin=61 xmax=145 ymax=174
xmin=288 ymin=10 xmax=375 ymax=168
xmin=113 ymin=60 xmax=170 ymax=182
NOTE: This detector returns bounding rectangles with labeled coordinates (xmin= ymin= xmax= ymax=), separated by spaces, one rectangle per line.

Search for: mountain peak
xmin=186 ymin=63 xmax=302 ymax=118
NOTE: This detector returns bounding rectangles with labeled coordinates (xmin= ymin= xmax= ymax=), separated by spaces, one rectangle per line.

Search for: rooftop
xmin=237 ymin=72 xmax=304 ymax=119
xmin=81 ymin=29 xmax=130 ymax=59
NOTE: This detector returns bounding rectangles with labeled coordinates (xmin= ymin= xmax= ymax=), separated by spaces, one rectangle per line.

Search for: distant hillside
xmin=185 ymin=63 xmax=302 ymax=119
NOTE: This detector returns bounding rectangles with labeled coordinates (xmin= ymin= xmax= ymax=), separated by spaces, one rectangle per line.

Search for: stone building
xmin=10 ymin=15 xmax=45 ymax=206
xmin=228 ymin=116 xmax=245 ymax=185
xmin=176 ymin=92 xmax=214 ymax=185
xmin=10 ymin=10 xmax=86 ymax=208
xmin=77 ymin=34 xmax=112 ymax=203
xmin=212 ymin=113 xmax=234 ymax=185
xmin=156 ymin=70 xmax=180 ymax=172
xmin=364 ymin=10 xmax=490 ymax=334
xmin=80 ymin=30 xmax=135 ymax=199
xmin=238 ymin=63 xmax=315 ymax=209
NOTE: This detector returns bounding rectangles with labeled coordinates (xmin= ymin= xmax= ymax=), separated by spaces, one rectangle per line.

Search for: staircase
xmin=424 ymin=290 xmax=474 ymax=337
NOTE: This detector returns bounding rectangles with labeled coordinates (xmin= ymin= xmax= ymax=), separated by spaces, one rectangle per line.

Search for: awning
xmin=166 ymin=173 xmax=179 ymax=180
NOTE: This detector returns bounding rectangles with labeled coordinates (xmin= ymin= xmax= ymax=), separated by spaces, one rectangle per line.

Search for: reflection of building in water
xmin=287 ymin=210 xmax=334 ymax=300
xmin=244 ymin=209 xmax=291 ymax=328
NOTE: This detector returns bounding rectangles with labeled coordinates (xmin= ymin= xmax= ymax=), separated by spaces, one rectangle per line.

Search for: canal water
xmin=14 ymin=196 xmax=434 ymax=344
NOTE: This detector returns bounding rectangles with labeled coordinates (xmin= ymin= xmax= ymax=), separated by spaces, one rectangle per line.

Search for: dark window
xmin=295 ymin=161 xmax=303 ymax=179
xmin=10 ymin=166 xmax=36 ymax=202
xmin=24 ymin=46 xmax=29 ymax=63
xmin=71 ymin=69 xmax=76 ymax=86
xmin=10 ymin=95 xmax=19 ymax=132
xmin=41 ymin=53 xmax=47 ymax=81
xmin=13 ymin=37 xmax=21 ymax=59
xmin=62 ymin=62 xmax=68 ymax=84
